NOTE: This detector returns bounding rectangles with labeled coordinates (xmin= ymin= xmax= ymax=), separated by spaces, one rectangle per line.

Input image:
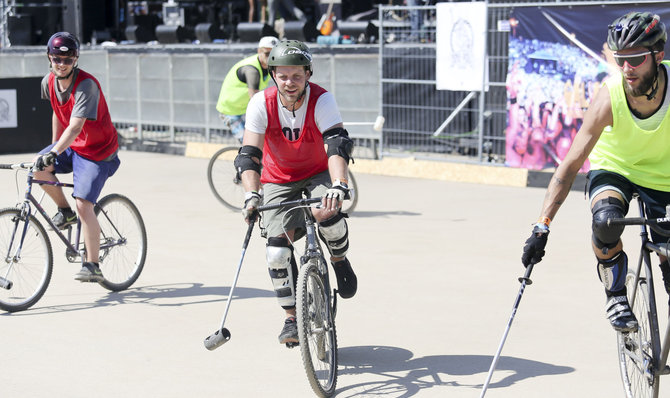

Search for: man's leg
xmin=70 ymin=152 xmax=119 ymax=282
xmin=266 ymin=233 xmax=300 ymax=345
xmin=591 ymin=190 xmax=637 ymax=332
xmin=34 ymin=147 xmax=77 ymax=229
xmin=73 ymin=197 xmax=104 ymax=282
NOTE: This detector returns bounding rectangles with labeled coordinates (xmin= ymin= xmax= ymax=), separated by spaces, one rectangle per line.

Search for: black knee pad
xmin=592 ymin=197 xmax=626 ymax=255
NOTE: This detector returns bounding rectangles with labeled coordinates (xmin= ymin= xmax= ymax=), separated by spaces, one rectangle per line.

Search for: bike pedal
xmin=285 ymin=342 xmax=299 ymax=349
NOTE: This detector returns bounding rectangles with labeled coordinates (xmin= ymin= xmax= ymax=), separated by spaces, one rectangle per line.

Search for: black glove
xmin=522 ymin=224 xmax=549 ymax=267
xmin=242 ymin=191 xmax=261 ymax=223
xmin=35 ymin=151 xmax=57 ymax=171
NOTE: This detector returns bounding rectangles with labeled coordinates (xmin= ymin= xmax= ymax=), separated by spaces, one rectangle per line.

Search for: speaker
xmin=236 ymin=22 xmax=277 ymax=43
xmin=155 ymin=24 xmax=194 ymax=44
xmin=195 ymin=23 xmax=226 ymax=43
xmin=62 ymin=0 xmax=106 ymax=44
xmin=283 ymin=21 xmax=318 ymax=42
xmin=8 ymin=14 xmax=34 ymax=45
xmin=338 ymin=21 xmax=378 ymax=43
xmin=125 ymin=24 xmax=156 ymax=43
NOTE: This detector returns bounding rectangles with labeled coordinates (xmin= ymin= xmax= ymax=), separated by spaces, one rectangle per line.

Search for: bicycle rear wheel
xmin=207 ymin=146 xmax=244 ymax=211
xmin=94 ymin=194 xmax=147 ymax=291
xmin=0 ymin=208 xmax=53 ymax=312
xmin=341 ymin=170 xmax=358 ymax=214
xmin=617 ymin=272 xmax=660 ymax=398
xmin=297 ymin=260 xmax=338 ymax=397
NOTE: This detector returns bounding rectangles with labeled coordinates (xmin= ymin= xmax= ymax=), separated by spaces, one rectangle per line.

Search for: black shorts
xmin=587 ymin=169 xmax=670 ymax=244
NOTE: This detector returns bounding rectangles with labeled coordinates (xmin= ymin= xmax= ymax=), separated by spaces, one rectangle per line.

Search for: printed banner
xmin=504 ymin=5 xmax=670 ymax=170
xmin=0 ymin=89 xmax=18 ymax=129
xmin=436 ymin=2 xmax=487 ymax=91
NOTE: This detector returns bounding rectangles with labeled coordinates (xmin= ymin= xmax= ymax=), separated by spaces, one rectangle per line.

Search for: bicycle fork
xmin=0 ymin=206 xmax=33 ymax=290
xmin=302 ymin=221 xmax=338 ymax=322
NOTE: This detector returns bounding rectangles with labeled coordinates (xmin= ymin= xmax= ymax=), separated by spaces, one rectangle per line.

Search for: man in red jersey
xmin=34 ymin=32 xmax=120 ymax=283
xmin=235 ymin=40 xmax=357 ymax=346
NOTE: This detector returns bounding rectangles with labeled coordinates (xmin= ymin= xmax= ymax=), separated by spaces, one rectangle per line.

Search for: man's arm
xmin=238 ymin=65 xmax=262 ymax=99
xmin=240 ymin=130 xmax=264 ymax=193
xmin=539 ymin=83 xmax=614 ymax=221
xmin=323 ymin=123 xmax=348 ymax=183
xmin=51 ymin=115 xmax=86 ymax=155
xmin=51 ymin=112 xmax=64 ymax=143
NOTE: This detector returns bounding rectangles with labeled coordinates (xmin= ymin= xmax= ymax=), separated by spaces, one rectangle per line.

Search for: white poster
xmin=435 ymin=2 xmax=487 ymax=91
xmin=0 ymin=89 xmax=18 ymax=128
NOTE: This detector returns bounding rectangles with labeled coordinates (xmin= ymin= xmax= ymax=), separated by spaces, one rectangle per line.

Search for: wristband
xmin=537 ymin=216 xmax=551 ymax=227
xmin=332 ymin=178 xmax=348 ymax=188
xmin=244 ymin=191 xmax=259 ymax=201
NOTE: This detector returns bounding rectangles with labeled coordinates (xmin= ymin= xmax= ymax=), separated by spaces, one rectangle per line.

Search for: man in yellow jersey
xmin=521 ymin=11 xmax=670 ymax=332
xmin=215 ymin=36 xmax=279 ymax=141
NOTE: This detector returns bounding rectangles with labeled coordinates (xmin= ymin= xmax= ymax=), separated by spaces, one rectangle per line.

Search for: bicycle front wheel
xmin=618 ymin=272 xmax=660 ymax=398
xmin=0 ymin=208 xmax=53 ymax=312
xmin=207 ymin=146 xmax=244 ymax=211
xmin=297 ymin=260 xmax=338 ymax=397
xmin=94 ymin=194 xmax=147 ymax=291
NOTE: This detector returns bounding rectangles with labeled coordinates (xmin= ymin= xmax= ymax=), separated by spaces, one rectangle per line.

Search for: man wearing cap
xmin=215 ymin=36 xmax=279 ymax=141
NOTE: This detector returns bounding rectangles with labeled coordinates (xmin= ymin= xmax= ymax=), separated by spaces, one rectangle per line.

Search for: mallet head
xmin=204 ymin=328 xmax=231 ymax=351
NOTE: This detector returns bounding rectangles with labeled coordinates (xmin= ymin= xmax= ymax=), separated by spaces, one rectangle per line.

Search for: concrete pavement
xmin=0 ymin=150 xmax=665 ymax=397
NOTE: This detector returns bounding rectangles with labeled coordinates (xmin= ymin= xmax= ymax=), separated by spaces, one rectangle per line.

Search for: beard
xmin=624 ymin=67 xmax=657 ymax=98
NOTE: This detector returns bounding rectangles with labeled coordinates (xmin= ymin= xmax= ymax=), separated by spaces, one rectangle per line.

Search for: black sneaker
xmin=606 ymin=295 xmax=638 ymax=333
xmin=332 ymin=258 xmax=357 ymax=299
xmin=278 ymin=316 xmax=299 ymax=345
xmin=74 ymin=262 xmax=104 ymax=283
xmin=52 ymin=208 xmax=77 ymax=229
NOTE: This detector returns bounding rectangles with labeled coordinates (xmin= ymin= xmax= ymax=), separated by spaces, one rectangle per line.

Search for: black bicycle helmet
xmin=267 ymin=40 xmax=312 ymax=72
xmin=47 ymin=32 xmax=79 ymax=57
xmin=607 ymin=12 xmax=667 ymax=51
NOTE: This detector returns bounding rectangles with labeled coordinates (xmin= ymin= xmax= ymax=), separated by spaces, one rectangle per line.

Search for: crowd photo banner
xmin=504 ymin=4 xmax=670 ymax=170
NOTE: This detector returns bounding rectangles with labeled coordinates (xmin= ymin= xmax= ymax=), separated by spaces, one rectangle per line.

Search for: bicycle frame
xmin=258 ymin=197 xmax=334 ymax=293
xmin=10 ymin=167 xmax=124 ymax=263
xmin=613 ymin=196 xmax=670 ymax=377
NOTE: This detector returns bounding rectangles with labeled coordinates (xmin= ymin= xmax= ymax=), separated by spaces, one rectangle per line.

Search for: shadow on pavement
xmin=350 ymin=211 xmax=421 ymax=218
xmin=336 ymin=345 xmax=574 ymax=397
xmin=1 ymin=283 xmax=274 ymax=316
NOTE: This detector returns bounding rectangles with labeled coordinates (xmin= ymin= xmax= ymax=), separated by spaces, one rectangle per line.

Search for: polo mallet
xmin=204 ymin=220 xmax=255 ymax=350
xmin=479 ymin=262 xmax=535 ymax=397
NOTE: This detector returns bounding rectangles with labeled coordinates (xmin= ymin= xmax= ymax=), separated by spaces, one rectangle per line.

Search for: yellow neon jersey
xmin=589 ymin=60 xmax=670 ymax=191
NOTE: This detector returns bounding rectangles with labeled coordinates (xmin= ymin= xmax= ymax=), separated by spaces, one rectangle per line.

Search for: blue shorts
xmin=221 ymin=114 xmax=245 ymax=142
xmin=40 ymin=144 xmax=120 ymax=204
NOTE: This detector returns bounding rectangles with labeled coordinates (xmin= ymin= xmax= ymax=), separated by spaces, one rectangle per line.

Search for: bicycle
xmin=257 ymin=196 xmax=339 ymax=397
xmin=608 ymin=194 xmax=670 ymax=397
xmin=0 ymin=161 xmax=147 ymax=313
xmin=206 ymin=145 xmax=359 ymax=214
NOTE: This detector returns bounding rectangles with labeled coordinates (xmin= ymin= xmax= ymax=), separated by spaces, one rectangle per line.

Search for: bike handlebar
xmin=608 ymin=216 xmax=670 ymax=237
xmin=0 ymin=162 xmax=35 ymax=170
xmin=257 ymin=197 xmax=322 ymax=212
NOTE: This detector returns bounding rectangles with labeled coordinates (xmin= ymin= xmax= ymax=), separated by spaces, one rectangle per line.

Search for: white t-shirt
xmin=245 ymin=84 xmax=343 ymax=141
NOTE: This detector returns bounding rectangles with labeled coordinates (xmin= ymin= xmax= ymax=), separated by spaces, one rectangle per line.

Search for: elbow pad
xmin=233 ymin=145 xmax=263 ymax=175
xmin=323 ymin=127 xmax=354 ymax=164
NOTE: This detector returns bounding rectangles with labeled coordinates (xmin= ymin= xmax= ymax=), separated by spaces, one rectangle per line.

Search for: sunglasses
xmin=50 ymin=56 xmax=76 ymax=65
xmin=612 ymin=51 xmax=652 ymax=69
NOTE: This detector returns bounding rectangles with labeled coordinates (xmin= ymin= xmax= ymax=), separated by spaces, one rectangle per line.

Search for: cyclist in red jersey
xmin=235 ymin=40 xmax=357 ymax=346
xmin=34 ymin=32 xmax=120 ymax=283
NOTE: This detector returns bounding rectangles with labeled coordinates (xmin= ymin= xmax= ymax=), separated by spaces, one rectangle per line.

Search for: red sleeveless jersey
xmin=261 ymin=83 xmax=329 ymax=184
xmin=48 ymin=70 xmax=118 ymax=161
